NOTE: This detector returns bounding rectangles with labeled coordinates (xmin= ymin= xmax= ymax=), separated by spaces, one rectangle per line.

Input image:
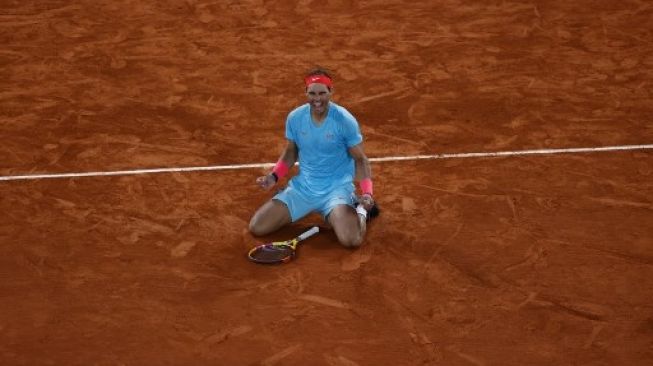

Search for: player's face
xmin=306 ymin=83 xmax=331 ymax=115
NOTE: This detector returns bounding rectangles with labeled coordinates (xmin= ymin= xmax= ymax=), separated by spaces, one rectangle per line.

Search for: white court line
xmin=1 ymin=144 xmax=652 ymax=182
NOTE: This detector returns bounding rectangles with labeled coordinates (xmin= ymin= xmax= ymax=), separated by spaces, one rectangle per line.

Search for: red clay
xmin=1 ymin=1 xmax=652 ymax=365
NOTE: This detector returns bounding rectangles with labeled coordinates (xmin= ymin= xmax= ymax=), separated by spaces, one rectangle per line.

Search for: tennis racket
xmin=247 ymin=226 xmax=320 ymax=264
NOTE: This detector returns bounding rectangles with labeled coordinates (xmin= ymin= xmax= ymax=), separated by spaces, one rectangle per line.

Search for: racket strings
xmin=249 ymin=244 xmax=294 ymax=263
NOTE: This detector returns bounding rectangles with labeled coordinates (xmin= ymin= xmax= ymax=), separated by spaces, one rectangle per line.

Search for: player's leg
xmin=327 ymin=204 xmax=365 ymax=248
xmin=319 ymin=186 xmax=366 ymax=248
xmin=249 ymin=185 xmax=315 ymax=236
xmin=248 ymin=199 xmax=292 ymax=236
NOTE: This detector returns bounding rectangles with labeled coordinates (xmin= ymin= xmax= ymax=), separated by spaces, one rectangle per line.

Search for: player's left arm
xmin=348 ymin=143 xmax=375 ymax=208
xmin=348 ymin=143 xmax=371 ymax=182
xmin=342 ymin=109 xmax=373 ymax=205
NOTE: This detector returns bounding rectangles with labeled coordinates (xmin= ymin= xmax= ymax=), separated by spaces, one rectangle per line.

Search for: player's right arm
xmin=256 ymin=140 xmax=298 ymax=190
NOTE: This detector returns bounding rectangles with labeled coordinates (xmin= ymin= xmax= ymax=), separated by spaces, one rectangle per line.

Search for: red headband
xmin=304 ymin=74 xmax=333 ymax=88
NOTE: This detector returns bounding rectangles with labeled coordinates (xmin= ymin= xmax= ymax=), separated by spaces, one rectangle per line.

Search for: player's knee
xmin=338 ymin=232 xmax=363 ymax=248
xmin=248 ymin=217 xmax=266 ymax=237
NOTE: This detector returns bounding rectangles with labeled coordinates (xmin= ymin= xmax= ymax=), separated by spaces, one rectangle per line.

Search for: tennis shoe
xmin=355 ymin=194 xmax=380 ymax=222
xmin=366 ymin=202 xmax=380 ymax=221
xmin=356 ymin=201 xmax=380 ymax=222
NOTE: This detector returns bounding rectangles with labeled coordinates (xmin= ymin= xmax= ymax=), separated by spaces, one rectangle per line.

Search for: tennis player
xmin=249 ymin=68 xmax=378 ymax=248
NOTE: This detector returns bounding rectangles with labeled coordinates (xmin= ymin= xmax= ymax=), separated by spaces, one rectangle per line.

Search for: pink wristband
xmin=272 ymin=160 xmax=289 ymax=179
xmin=359 ymin=178 xmax=373 ymax=196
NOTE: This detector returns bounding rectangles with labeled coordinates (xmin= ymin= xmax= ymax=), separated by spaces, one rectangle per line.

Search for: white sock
xmin=355 ymin=204 xmax=367 ymax=219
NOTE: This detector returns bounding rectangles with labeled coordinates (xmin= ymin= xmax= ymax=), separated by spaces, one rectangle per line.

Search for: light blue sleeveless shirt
xmin=285 ymin=102 xmax=363 ymax=197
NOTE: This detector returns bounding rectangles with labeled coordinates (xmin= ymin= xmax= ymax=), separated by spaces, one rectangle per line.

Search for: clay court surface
xmin=1 ymin=1 xmax=653 ymax=365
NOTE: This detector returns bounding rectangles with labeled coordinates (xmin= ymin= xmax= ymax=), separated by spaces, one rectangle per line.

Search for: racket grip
xmin=297 ymin=226 xmax=320 ymax=241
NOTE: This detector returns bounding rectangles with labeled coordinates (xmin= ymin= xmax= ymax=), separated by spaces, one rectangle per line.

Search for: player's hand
xmin=358 ymin=193 xmax=374 ymax=211
xmin=256 ymin=173 xmax=277 ymax=190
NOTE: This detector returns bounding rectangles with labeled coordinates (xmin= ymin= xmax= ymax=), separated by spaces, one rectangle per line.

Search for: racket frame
xmin=247 ymin=226 xmax=320 ymax=264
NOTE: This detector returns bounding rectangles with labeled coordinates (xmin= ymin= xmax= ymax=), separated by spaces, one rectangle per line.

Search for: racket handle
xmin=297 ymin=226 xmax=320 ymax=241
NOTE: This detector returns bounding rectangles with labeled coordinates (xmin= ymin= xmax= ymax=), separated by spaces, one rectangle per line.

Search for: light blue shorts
xmin=273 ymin=183 xmax=357 ymax=222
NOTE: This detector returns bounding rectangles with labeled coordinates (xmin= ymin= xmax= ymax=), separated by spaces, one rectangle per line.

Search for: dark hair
xmin=304 ymin=67 xmax=333 ymax=90
xmin=305 ymin=67 xmax=333 ymax=79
